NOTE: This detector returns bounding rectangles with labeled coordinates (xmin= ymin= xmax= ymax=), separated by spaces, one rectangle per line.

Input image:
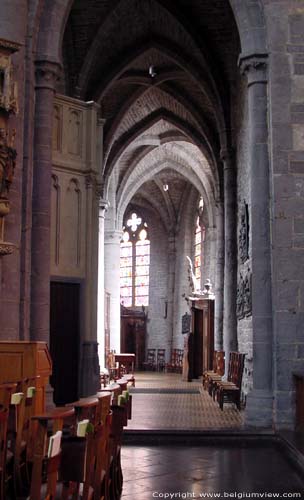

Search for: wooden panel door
xmin=50 ymin=282 xmax=80 ymax=405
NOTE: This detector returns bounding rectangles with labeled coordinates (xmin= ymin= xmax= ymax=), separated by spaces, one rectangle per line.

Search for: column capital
xmin=99 ymin=198 xmax=109 ymax=212
xmin=35 ymin=60 xmax=61 ymax=91
xmin=238 ymin=54 xmax=268 ymax=86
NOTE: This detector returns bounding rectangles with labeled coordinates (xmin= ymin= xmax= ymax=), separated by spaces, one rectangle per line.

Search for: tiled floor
xmin=121 ymin=445 xmax=304 ymax=499
xmin=128 ymin=372 xmax=243 ymax=430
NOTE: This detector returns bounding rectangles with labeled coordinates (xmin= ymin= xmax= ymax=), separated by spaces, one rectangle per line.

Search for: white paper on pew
xmin=77 ymin=419 xmax=89 ymax=437
xmin=10 ymin=392 xmax=24 ymax=405
xmin=27 ymin=386 xmax=36 ymax=398
xmin=47 ymin=430 xmax=62 ymax=458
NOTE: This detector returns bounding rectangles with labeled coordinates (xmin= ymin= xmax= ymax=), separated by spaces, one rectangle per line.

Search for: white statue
xmin=186 ymin=255 xmax=198 ymax=293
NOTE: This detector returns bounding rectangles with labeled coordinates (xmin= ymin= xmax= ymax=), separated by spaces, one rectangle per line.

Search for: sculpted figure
xmin=0 ymin=128 xmax=16 ymax=199
xmin=186 ymin=255 xmax=198 ymax=292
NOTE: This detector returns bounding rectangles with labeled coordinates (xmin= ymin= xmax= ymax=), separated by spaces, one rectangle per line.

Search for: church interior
xmin=1 ymin=0 xmax=304 ymax=497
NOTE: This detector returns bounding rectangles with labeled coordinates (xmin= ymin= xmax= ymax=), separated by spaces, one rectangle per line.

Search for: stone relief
xmin=239 ymin=200 xmax=249 ymax=263
xmin=0 ymin=39 xmax=19 ymax=255
xmin=236 ymin=268 xmax=252 ymax=320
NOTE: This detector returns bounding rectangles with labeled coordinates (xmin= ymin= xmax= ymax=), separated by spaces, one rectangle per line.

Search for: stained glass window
xmin=194 ymin=212 xmax=205 ymax=288
xmin=120 ymin=212 xmax=150 ymax=307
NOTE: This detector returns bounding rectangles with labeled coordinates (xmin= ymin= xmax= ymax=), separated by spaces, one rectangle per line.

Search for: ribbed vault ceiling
xmin=63 ymin=0 xmax=240 ymax=232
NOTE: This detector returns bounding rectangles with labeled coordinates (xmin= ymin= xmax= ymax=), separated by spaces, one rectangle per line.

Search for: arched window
xmin=194 ymin=198 xmax=205 ymax=287
xmin=120 ymin=212 xmax=150 ymax=307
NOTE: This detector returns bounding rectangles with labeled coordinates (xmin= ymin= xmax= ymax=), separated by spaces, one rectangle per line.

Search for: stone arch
xmin=104 ymin=110 xmax=215 ymax=185
xmin=117 ymin=158 xmax=215 ymax=230
xmin=229 ymin=0 xmax=267 ymax=57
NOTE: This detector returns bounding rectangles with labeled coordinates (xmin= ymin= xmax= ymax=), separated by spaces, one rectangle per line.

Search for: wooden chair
xmin=29 ymin=406 xmax=75 ymax=500
xmin=165 ymin=349 xmax=178 ymax=373
xmin=203 ymin=351 xmax=225 ymax=391
xmin=207 ymin=352 xmax=234 ymax=399
xmin=176 ymin=349 xmax=184 ymax=373
xmin=215 ymin=352 xmax=246 ymax=410
xmin=157 ymin=349 xmax=166 ymax=372
xmin=142 ymin=349 xmax=156 ymax=371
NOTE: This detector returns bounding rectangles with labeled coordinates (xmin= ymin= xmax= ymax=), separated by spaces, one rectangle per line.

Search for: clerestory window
xmin=120 ymin=212 xmax=150 ymax=307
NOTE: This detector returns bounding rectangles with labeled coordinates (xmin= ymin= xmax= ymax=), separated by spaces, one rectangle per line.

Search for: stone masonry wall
xmin=265 ymin=0 xmax=304 ymax=429
xmin=145 ymin=211 xmax=170 ymax=357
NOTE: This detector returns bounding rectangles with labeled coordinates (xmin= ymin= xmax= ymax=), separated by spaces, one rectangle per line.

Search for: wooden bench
xmin=215 ymin=352 xmax=246 ymax=410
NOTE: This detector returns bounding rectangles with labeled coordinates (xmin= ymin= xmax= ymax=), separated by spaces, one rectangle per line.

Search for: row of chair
xmin=0 ymin=374 xmax=133 ymax=499
xmin=203 ymin=351 xmax=246 ymax=410
xmin=143 ymin=349 xmax=183 ymax=373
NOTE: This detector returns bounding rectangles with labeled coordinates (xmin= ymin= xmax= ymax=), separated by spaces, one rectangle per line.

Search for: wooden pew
xmin=94 ymin=392 xmax=112 ymax=500
xmin=61 ymin=397 xmax=99 ymax=500
xmin=0 ymin=383 xmax=17 ymax=500
xmin=0 ymin=405 xmax=9 ymax=500
xmin=29 ymin=407 xmax=75 ymax=500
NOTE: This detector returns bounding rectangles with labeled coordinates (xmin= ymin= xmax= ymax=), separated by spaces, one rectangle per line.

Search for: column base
xmin=80 ymin=341 xmax=100 ymax=397
xmin=245 ymin=389 xmax=274 ymax=429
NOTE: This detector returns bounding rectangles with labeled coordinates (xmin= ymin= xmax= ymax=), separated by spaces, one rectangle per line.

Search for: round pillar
xmin=97 ymin=199 xmax=108 ymax=367
xmin=240 ymin=54 xmax=273 ymax=427
xmin=104 ymin=229 xmax=123 ymax=352
xmin=214 ymin=201 xmax=224 ymax=349
xmin=30 ymin=60 xmax=60 ymax=342
xmin=222 ymin=149 xmax=238 ymax=368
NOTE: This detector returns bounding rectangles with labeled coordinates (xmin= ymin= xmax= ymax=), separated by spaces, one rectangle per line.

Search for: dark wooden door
xmin=189 ymin=299 xmax=214 ymax=380
xmin=193 ymin=308 xmax=204 ymax=378
xmin=50 ymin=281 xmax=80 ymax=405
xmin=120 ymin=306 xmax=146 ymax=370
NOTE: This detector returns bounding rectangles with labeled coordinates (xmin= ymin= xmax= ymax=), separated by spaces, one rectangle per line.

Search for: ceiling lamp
xmin=163 ymin=183 xmax=169 ymax=192
xmin=149 ymin=65 xmax=157 ymax=78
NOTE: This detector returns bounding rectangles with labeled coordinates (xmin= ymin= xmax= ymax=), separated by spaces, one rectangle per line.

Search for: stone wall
xmin=145 ymin=212 xmax=170 ymax=357
xmin=265 ymin=0 xmax=304 ymax=428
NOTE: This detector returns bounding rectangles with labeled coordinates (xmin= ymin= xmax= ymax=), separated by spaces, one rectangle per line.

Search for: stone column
xmin=214 ymin=201 xmax=224 ymax=349
xmin=222 ymin=149 xmax=238 ymax=368
xmin=240 ymin=54 xmax=273 ymax=427
xmin=167 ymin=234 xmax=176 ymax=357
xmin=97 ymin=199 xmax=108 ymax=367
xmin=30 ymin=60 xmax=60 ymax=342
xmin=104 ymin=229 xmax=123 ymax=353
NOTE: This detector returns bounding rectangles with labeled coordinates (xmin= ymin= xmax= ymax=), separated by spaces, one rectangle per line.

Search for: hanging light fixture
xmin=149 ymin=65 xmax=157 ymax=78
xmin=163 ymin=183 xmax=169 ymax=192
